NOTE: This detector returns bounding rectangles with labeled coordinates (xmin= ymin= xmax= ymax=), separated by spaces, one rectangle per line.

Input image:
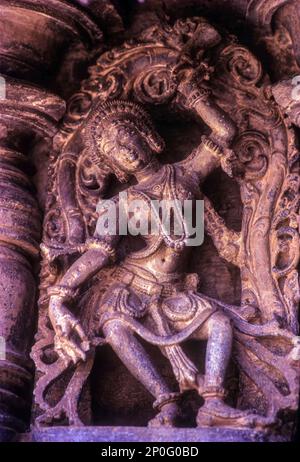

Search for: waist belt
xmin=113 ymin=266 xmax=185 ymax=297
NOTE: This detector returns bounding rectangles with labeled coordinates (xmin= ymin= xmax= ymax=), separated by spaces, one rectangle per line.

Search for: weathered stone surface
xmin=0 ymin=0 xmax=300 ymax=443
xmin=31 ymin=10 xmax=299 ymax=442
xmin=21 ymin=426 xmax=273 ymax=443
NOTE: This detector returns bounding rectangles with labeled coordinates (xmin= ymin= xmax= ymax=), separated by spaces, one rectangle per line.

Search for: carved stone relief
xmin=30 ymin=14 xmax=300 ymax=441
xmin=0 ymin=0 xmax=299 ymax=443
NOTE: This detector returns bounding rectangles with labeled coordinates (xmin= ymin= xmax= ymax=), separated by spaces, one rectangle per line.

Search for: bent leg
xmin=196 ymin=312 xmax=272 ymax=428
xmin=102 ymin=320 xmax=180 ymax=427
xmin=103 ymin=320 xmax=170 ymax=397
xmin=192 ymin=311 xmax=232 ymax=391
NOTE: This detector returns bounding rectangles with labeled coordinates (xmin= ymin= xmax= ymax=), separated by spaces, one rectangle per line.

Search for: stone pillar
xmin=0 ymin=77 xmax=65 ymax=441
xmin=0 ymin=0 xmax=122 ymax=441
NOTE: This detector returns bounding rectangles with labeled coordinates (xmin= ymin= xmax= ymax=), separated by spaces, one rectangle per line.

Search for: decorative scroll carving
xmin=32 ymin=15 xmax=300 ymax=440
xmin=246 ymin=0 xmax=290 ymax=30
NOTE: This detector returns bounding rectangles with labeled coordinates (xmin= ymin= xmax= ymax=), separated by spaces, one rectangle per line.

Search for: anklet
xmin=153 ymin=392 xmax=181 ymax=411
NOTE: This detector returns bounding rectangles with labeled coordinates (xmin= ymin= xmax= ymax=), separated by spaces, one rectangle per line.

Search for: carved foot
xmin=148 ymin=402 xmax=180 ymax=428
xmin=196 ymin=398 xmax=274 ymax=429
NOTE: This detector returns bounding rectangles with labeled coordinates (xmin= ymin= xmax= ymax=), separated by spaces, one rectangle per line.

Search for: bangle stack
xmin=201 ymin=135 xmax=223 ymax=157
xmin=186 ymin=86 xmax=211 ymax=108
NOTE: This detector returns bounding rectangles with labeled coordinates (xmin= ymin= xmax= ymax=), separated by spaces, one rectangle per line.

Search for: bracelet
xmin=47 ymin=284 xmax=78 ymax=300
xmin=186 ymin=87 xmax=211 ymax=108
xmin=153 ymin=392 xmax=182 ymax=411
xmin=201 ymin=135 xmax=223 ymax=157
xmin=85 ymin=238 xmax=116 ymax=262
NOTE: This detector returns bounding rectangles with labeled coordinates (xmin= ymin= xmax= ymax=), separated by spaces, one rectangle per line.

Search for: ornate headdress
xmin=84 ymin=99 xmax=165 ymax=182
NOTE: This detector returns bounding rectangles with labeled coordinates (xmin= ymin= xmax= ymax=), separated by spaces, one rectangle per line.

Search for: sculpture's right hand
xmin=49 ymin=296 xmax=90 ymax=366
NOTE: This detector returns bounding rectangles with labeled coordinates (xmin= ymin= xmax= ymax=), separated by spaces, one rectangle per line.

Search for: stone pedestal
xmin=20 ymin=426 xmax=277 ymax=443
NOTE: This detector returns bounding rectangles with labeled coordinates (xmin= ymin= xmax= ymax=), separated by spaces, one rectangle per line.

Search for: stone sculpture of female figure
xmin=47 ymin=74 xmax=271 ymax=429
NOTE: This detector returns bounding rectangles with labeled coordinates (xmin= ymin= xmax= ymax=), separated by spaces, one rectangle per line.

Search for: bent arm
xmin=177 ymin=71 xmax=238 ymax=179
xmin=49 ymin=191 xmax=123 ymax=298
xmin=47 ymin=196 xmax=121 ymax=361
xmin=56 ymin=246 xmax=112 ymax=291
xmin=48 ymin=193 xmax=122 ymax=317
xmin=193 ymin=95 xmax=236 ymax=147
xmin=178 ymin=71 xmax=236 ymax=147
xmin=48 ymin=234 xmax=119 ymax=337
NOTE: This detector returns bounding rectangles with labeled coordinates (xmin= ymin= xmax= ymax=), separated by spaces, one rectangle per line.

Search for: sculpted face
xmin=101 ymin=122 xmax=153 ymax=174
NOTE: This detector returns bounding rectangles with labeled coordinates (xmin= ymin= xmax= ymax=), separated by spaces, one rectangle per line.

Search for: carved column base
xmin=0 ymin=245 xmax=36 ymax=439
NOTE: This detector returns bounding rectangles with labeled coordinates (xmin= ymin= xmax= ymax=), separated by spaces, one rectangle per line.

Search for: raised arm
xmin=176 ymin=72 xmax=241 ymax=263
xmin=177 ymin=70 xmax=238 ymax=180
xmin=178 ymin=69 xmax=236 ymax=147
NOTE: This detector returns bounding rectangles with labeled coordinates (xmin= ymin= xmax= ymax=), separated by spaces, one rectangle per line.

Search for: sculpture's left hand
xmin=49 ymin=298 xmax=90 ymax=366
xmin=53 ymin=318 xmax=90 ymax=367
